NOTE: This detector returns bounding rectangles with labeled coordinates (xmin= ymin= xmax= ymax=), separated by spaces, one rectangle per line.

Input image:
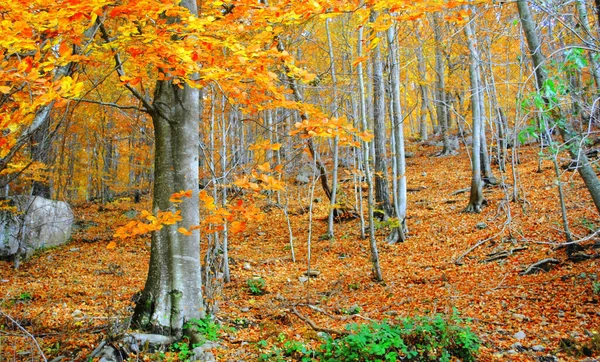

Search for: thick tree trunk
xmin=133 ymin=0 xmax=203 ymax=336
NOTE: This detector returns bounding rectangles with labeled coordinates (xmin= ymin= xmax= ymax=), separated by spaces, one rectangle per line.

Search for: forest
xmin=1 ymin=0 xmax=600 ymax=361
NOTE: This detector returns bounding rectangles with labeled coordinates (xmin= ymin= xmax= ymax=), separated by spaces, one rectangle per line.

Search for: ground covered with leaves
xmin=1 ymin=144 xmax=599 ymax=361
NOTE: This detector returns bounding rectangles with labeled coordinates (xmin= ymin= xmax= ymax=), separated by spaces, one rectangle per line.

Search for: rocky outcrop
xmin=0 ymin=196 xmax=74 ymax=261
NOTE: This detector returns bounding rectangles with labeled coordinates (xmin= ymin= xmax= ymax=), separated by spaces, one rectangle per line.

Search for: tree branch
xmin=291 ymin=306 xmax=350 ymax=336
xmin=69 ymin=98 xmax=145 ymax=112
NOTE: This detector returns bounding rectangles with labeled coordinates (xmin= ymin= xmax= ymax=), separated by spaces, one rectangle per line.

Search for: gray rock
xmin=405 ymin=152 xmax=416 ymax=158
xmin=514 ymin=331 xmax=526 ymax=340
xmin=476 ymin=222 xmax=488 ymax=230
xmin=295 ymin=174 xmax=310 ymax=184
xmin=0 ymin=196 xmax=73 ymax=259
xmin=532 ymin=345 xmax=545 ymax=352
xmin=243 ymin=262 xmax=252 ymax=271
xmin=128 ymin=333 xmax=176 ymax=347
xmin=511 ymin=342 xmax=526 ymax=352
xmin=295 ymin=165 xmax=317 ymax=185
xmin=192 ymin=342 xmax=219 ymax=362
xmin=123 ymin=210 xmax=138 ymax=219
xmin=298 ymin=276 xmax=309 ymax=283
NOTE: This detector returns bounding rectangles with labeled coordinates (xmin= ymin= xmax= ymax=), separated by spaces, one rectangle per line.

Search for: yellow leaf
xmin=0 ymin=86 xmax=11 ymax=94
xmin=257 ymin=162 xmax=271 ymax=173
xmin=106 ymin=241 xmax=117 ymax=249
xmin=178 ymin=227 xmax=192 ymax=236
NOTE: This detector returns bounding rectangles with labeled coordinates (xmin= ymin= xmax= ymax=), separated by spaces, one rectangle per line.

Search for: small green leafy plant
xmin=171 ymin=339 xmax=192 ymax=361
xmin=593 ymin=281 xmax=600 ymax=295
xmin=247 ymin=277 xmax=266 ymax=295
xmin=184 ymin=316 xmax=221 ymax=342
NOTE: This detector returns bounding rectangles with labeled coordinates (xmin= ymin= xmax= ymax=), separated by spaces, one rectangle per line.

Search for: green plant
xmin=247 ymin=277 xmax=266 ymax=295
xmin=315 ymin=312 xmax=479 ymax=362
xmin=593 ymin=281 xmax=600 ymax=295
xmin=171 ymin=339 xmax=192 ymax=361
xmin=257 ymin=310 xmax=480 ymax=362
xmin=17 ymin=292 xmax=32 ymax=302
xmin=580 ymin=217 xmax=598 ymax=232
xmin=340 ymin=305 xmax=361 ymax=315
xmin=184 ymin=316 xmax=221 ymax=342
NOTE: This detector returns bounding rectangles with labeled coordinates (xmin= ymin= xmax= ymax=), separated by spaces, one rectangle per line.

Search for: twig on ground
xmin=0 ymin=310 xmax=47 ymax=362
xmin=291 ymin=306 xmax=350 ymax=336
xmin=454 ymin=236 xmax=494 ymax=265
xmin=520 ymin=258 xmax=560 ymax=275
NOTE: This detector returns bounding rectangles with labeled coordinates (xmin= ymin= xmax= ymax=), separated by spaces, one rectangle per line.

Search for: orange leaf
xmin=178 ymin=227 xmax=192 ymax=236
xmin=106 ymin=241 xmax=117 ymax=249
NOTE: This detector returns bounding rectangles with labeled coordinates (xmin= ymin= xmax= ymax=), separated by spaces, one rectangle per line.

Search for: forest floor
xmin=1 ymin=142 xmax=599 ymax=362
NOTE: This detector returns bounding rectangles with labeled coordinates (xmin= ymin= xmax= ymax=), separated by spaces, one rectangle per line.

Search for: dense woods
xmin=1 ymin=0 xmax=600 ymax=360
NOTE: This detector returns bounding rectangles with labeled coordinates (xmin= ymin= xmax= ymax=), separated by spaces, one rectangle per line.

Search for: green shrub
xmin=247 ymin=277 xmax=266 ymax=295
xmin=259 ymin=311 xmax=480 ymax=362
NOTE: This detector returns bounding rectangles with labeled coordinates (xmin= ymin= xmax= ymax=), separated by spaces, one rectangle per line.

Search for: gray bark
xmin=432 ymin=13 xmax=452 ymax=155
xmin=133 ymin=0 xmax=203 ymax=336
xmin=325 ymin=17 xmax=340 ymax=238
xmin=370 ymin=10 xmax=394 ymax=218
xmin=387 ymin=21 xmax=406 ymax=243
xmin=357 ymin=18 xmax=382 ymax=282
xmin=517 ymin=0 xmax=600 ymax=215
xmin=464 ymin=12 xmax=485 ymax=213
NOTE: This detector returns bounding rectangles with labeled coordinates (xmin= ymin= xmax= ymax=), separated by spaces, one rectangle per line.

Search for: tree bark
xmin=517 ymin=0 xmax=600 ymax=215
xmin=357 ymin=18 xmax=382 ymax=282
xmin=370 ymin=10 xmax=394 ymax=219
xmin=432 ymin=13 xmax=452 ymax=155
xmin=387 ymin=20 xmax=407 ymax=242
xmin=133 ymin=0 xmax=203 ymax=336
xmin=464 ymin=10 xmax=485 ymax=213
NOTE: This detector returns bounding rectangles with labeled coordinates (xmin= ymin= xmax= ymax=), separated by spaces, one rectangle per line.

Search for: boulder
xmin=0 ymin=196 xmax=74 ymax=259
xmin=295 ymin=164 xmax=315 ymax=185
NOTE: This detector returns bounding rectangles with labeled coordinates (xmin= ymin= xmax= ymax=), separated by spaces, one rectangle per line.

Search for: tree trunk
xmin=133 ymin=0 xmax=203 ymax=336
xmin=387 ymin=20 xmax=406 ymax=243
xmin=432 ymin=13 xmax=452 ymax=155
xmin=517 ymin=0 xmax=600 ymax=215
xmin=325 ymin=17 xmax=340 ymax=238
xmin=31 ymin=113 xmax=52 ymax=198
xmin=370 ymin=10 xmax=394 ymax=219
xmin=464 ymin=8 xmax=485 ymax=213
xmin=357 ymin=17 xmax=382 ymax=282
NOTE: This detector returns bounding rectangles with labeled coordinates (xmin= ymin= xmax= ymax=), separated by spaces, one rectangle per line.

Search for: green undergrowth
xmin=258 ymin=311 xmax=480 ymax=362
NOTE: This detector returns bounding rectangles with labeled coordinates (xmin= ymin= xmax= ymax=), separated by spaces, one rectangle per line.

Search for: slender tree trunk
xmin=275 ymin=37 xmax=333 ymax=201
xmin=464 ymin=10 xmax=485 ymax=213
xmin=432 ymin=13 xmax=452 ymax=155
xmin=370 ymin=10 xmax=394 ymax=219
xmin=325 ymin=17 xmax=340 ymax=238
xmin=415 ymin=36 xmax=429 ymax=141
xmin=577 ymin=0 xmax=600 ymax=91
xmin=387 ymin=21 xmax=406 ymax=243
xmin=517 ymin=0 xmax=600 ymax=216
xmin=357 ymin=18 xmax=382 ymax=282
xmin=31 ymin=114 xmax=52 ymax=198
